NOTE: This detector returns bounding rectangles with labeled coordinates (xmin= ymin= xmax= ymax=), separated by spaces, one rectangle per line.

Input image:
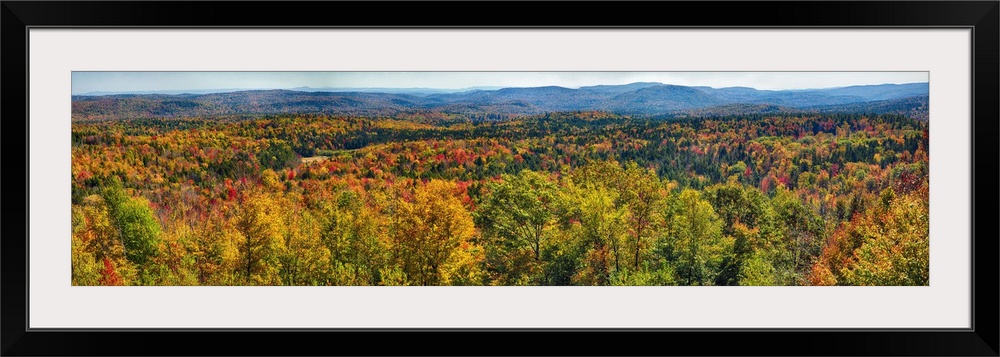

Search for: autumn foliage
xmin=71 ymin=112 xmax=929 ymax=285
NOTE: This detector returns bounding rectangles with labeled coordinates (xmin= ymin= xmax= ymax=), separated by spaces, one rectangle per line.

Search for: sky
xmin=72 ymin=72 xmax=929 ymax=95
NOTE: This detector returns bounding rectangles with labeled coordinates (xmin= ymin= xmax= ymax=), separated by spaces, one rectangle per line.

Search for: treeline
xmin=70 ymin=112 xmax=929 ymax=285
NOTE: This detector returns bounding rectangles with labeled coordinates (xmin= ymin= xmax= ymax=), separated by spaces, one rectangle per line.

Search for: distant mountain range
xmin=71 ymin=82 xmax=929 ymax=121
xmin=76 ymin=86 xmax=506 ymax=96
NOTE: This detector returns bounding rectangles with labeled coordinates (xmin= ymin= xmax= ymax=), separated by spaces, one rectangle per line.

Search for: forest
xmin=70 ymin=109 xmax=929 ymax=286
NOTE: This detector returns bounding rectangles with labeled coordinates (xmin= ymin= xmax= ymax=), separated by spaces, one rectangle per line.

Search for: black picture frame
xmin=2 ymin=1 xmax=997 ymax=356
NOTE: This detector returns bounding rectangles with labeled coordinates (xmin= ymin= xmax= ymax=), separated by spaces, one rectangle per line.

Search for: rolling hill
xmin=71 ymin=82 xmax=929 ymax=121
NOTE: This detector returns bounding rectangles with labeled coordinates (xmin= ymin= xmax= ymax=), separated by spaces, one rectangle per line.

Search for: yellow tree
xmin=280 ymin=209 xmax=332 ymax=286
xmin=816 ymin=188 xmax=929 ymax=286
xmin=848 ymin=191 xmax=928 ymax=285
xmin=392 ymin=180 xmax=479 ymax=285
xmin=75 ymin=196 xmax=121 ymax=262
xmin=71 ymin=197 xmax=126 ymax=285
xmin=234 ymin=190 xmax=287 ymax=285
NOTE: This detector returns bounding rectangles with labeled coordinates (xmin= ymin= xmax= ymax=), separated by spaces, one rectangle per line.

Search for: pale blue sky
xmin=72 ymin=72 xmax=929 ymax=95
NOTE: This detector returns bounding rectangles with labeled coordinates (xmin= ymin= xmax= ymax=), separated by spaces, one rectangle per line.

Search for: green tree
xmin=321 ymin=189 xmax=393 ymax=285
xmin=101 ymin=179 xmax=162 ymax=274
xmin=570 ymin=184 xmax=628 ymax=285
xmin=772 ymin=187 xmax=826 ymax=284
xmin=256 ymin=140 xmax=300 ymax=171
xmin=661 ymin=189 xmax=732 ymax=286
xmin=703 ymin=182 xmax=782 ymax=285
xmin=474 ymin=170 xmax=560 ymax=285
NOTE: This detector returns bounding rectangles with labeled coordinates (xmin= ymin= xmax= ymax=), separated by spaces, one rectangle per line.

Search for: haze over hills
xmin=77 ymin=86 xmax=506 ymax=96
xmin=288 ymin=86 xmax=506 ymax=95
xmin=71 ymin=82 xmax=929 ymax=121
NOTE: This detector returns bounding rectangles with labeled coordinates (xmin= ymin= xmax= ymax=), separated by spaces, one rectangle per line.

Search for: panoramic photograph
xmin=70 ymin=72 xmax=930 ymax=286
